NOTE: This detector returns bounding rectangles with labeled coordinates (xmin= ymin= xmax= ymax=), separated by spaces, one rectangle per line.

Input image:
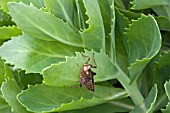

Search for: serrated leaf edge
xmin=8 ymin=2 xmax=84 ymax=47
xmin=17 ymin=84 xmax=107 ymax=112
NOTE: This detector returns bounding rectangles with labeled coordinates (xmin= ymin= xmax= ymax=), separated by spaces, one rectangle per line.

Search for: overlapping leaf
xmin=0 ymin=59 xmax=5 ymax=84
xmin=131 ymin=0 xmax=168 ymax=9
xmin=61 ymin=98 xmax=134 ymax=113
xmin=0 ymin=0 xmax=44 ymax=12
xmin=0 ymin=91 xmax=12 ymax=113
xmin=0 ymin=9 xmax=14 ymax=27
xmin=45 ymin=0 xmax=76 ymax=29
xmin=0 ymin=26 xmax=21 ymax=40
xmin=98 ymin=0 xmax=115 ymax=61
xmin=8 ymin=2 xmax=84 ymax=47
xmin=43 ymin=50 xmax=118 ymax=87
xmin=0 ymin=34 xmax=83 ymax=73
xmin=125 ymin=15 xmax=161 ymax=83
xmin=1 ymin=80 xmax=30 ymax=113
xmin=80 ymin=0 xmax=105 ymax=52
xmin=115 ymin=8 xmax=130 ymax=74
xmin=130 ymin=85 xmax=158 ymax=113
xmin=155 ymin=16 xmax=170 ymax=31
xmin=17 ymin=84 xmax=127 ymax=112
xmin=162 ymin=80 xmax=170 ymax=113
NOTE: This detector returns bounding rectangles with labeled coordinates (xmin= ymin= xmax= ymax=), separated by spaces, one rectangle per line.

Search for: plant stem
xmin=116 ymin=65 xmax=144 ymax=105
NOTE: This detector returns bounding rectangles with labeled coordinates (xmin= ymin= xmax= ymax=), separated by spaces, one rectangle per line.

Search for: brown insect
xmin=78 ymin=53 xmax=97 ymax=92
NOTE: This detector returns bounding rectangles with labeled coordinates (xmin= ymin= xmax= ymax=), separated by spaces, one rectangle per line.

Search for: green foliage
xmin=0 ymin=0 xmax=170 ymax=113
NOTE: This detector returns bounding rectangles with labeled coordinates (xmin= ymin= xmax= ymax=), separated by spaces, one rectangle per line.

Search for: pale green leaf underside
xmin=0 ymin=26 xmax=22 ymax=40
xmin=80 ymin=0 xmax=105 ymax=52
xmin=8 ymin=2 xmax=84 ymax=47
xmin=0 ymin=34 xmax=83 ymax=73
xmin=1 ymin=79 xmax=30 ymax=113
xmin=126 ymin=15 xmax=161 ymax=83
xmin=131 ymin=0 xmax=169 ymax=9
xmin=44 ymin=0 xmax=75 ymax=28
xmin=43 ymin=50 xmax=118 ymax=87
xmin=130 ymin=85 xmax=158 ymax=113
xmin=17 ymin=84 xmax=127 ymax=112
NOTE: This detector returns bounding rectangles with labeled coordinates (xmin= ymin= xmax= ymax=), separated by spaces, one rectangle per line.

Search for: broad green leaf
xmin=0 ymin=91 xmax=12 ymax=113
xmin=126 ymin=15 xmax=161 ymax=83
xmin=1 ymin=79 xmax=30 ymax=113
xmin=155 ymin=16 xmax=170 ymax=31
xmin=43 ymin=50 xmax=118 ymax=87
xmin=162 ymin=80 xmax=170 ymax=113
xmin=60 ymin=98 xmax=134 ymax=113
xmin=130 ymin=85 xmax=158 ymax=113
xmin=152 ymin=6 xmax=170 ymax=17
xmin=20 ymin=0 xmax=45 ymax=8
xmin=17 ymin=84 xmax=127 ymax=112
xmin=80 ymin=0 xmax=105 ymax=52
xmin=0 ymin=34 xmax=83 ymax=73
xmin=115 ymin=8 xmax=130 ymax=75
xmin=131 ymin=0 xmax=169 ymax=9
xmin=142 ymin=51 xmax=170 ymax=111
xmin=98 ymin=0 xmax=115 ymax=60
xmin=75 ymin=0 xmax=88 ymax=30
xmin=8 ymin=2 xmax=84 ymax=47
xmin=0 ymin=26 xmax=22 ymax=40
xmin=0 ymin=59 xmax=5 ymax=84
xmin=0 ymin=0 xmax=44 ymax=12
xmin=45 ymin=0 xmax=76 ymax=29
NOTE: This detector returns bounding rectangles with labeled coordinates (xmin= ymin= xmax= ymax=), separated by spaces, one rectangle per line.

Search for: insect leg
xmin=80 ymin=52 xmax=90 ymax=64
xmin=92 ymin=53 xmax=97 ymax=68
xmin=77 ymin=63 xmax=80 ymax=67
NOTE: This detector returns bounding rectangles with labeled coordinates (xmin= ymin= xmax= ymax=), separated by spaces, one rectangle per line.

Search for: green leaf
xmin=165 ymin=80 xmax=170 ymax=100
xmin=0 ymin=0 xmax=44 ymax=12
xmin=74 ymin=0 xmax=88 ymax=30
xmin=1 ymin=79 xmax=30 ymax=113
xmin=126 ymin=15 xmax=161 ymax=83
xmin=43 ymin=50 xmax=118 ymax=87
xmin=98 ymin=0 xmax=115 ymax=60
xmin=17 ymin=84 xmax=127 ymax=112
xmin=0 ymin=34 xmax=83 ymax=73
xmin=0 ymin=26 xmax=22 ymax=40
xmin=45 ymin=0 xmax=76 ymax=29
xmin=155 ymin=16 xmax=170 ymax=31
xmin=0 ymin=59 xmax=5 ymax=85
xmin=0 ymin=91 xmax=12 ymax=113
xmin=115 ymin=8 xmax=130 ymax=75
xmin=8 ymin=2 xmax=84 ymax=47
xmin=130 ymin=85 xmax=158 ymax=113
xmin=161 ymin=80 xmax=170 ymax=113
xmin=142 ymin=51 xmax=170 ymax=111
xmin=60 ymin=98 xmax=134 ymax=113
xmin=131 ymin=0 xmax=169 ymax=9
xmin=80 ymin=0 xmax=105 ymax=52
xmin=162 ymin=103 xmax=170 ymax=113
xmin=0 ymin=9 xmax=14 ymax=27
xmin=13 ymin=71 xmax=43 ymax=90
